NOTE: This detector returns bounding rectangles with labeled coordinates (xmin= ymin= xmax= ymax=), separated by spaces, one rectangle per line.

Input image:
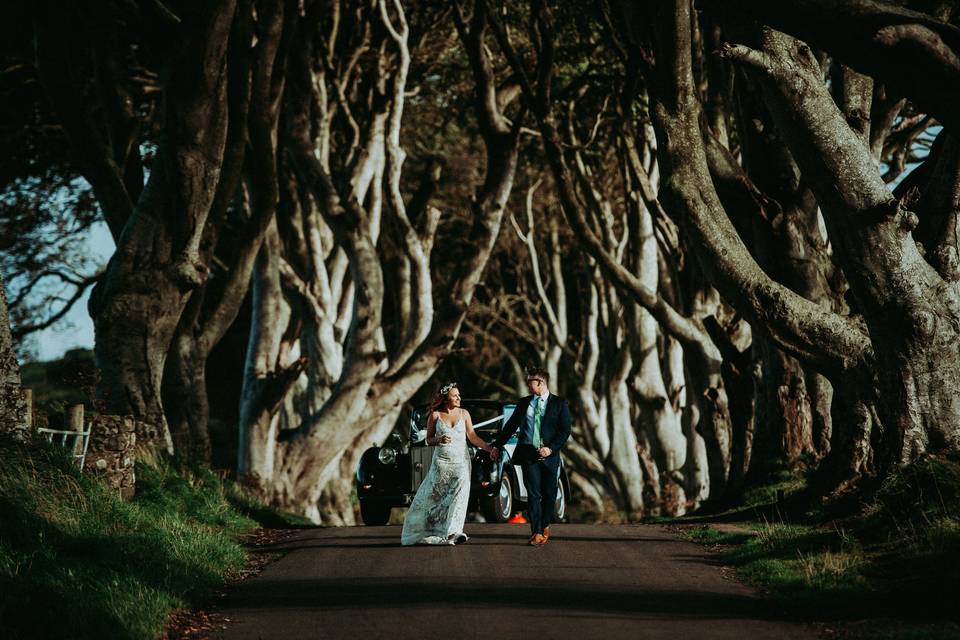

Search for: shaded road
xmin=210 ymin=524 xmax=816 ymax=640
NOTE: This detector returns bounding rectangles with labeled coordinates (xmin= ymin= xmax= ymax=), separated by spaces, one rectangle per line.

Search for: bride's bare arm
xmin=463 ymin=410 xmax=493 ymax=452
xmin=425 ymin=412 xmax=450 ymax=445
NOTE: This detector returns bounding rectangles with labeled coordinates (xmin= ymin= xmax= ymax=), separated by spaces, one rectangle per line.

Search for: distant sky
xmin=24 ymin=220 xmax=114 ymax=363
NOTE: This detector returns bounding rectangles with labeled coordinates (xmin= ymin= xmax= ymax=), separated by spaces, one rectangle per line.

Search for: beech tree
xmin=0 ymin=4 xmax=113 ymax=359
xmin=29 ymin=1 xmax=251 ymax=453
xmin=23 ymin=1 xmax=301 ymax=460
xmin=472 ymin=0 xmax=951 ymax=513
xmin=162 ymin=0 xmax=293 ymax=462
xmin=0 ymin=271 xmax=29 ymax=440
xmin=640 ymin=0 xmax=957 ymax=484
xmin=8 ymin=0 xmax=956 ymax=523
xmin=484 ymin=2 xmax=731 ymax=512
xmin=234 ymin=0 xmax=526 ymax=520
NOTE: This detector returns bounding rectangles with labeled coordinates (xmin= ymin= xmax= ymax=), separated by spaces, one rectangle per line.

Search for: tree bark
xmin=0 ymin=273 xmax=29 ymax=440
xmin=707 ymin=0 xmax=960 ymax=129
xmin=238 ymin=219 xmax=304 ymax=485
xmin=720 ymin=26 xmax=960 ymax=470
xmin=87 ymin=2 xmax=240 ymax=452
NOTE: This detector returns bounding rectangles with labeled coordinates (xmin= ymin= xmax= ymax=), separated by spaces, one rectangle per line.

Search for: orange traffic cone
xmin=507 ymin=512 xmax=528 ymax=524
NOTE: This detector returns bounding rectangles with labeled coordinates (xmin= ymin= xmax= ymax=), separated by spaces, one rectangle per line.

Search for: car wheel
xmin=479 ymin=474 xmax=513 ymax=523
xmin=359 ymin=499 xmax=391 ymax=525
xmin=554 ymin=478 xmax=566 ymax=521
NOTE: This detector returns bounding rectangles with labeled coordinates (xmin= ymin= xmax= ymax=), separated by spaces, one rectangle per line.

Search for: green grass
xmin=679 ymin=455 xmax=960 ymax=638
xmin=738 ymin=468 xmax=809 ymax=509
xmin=677 ymin=467 xmax=813 ymax=522
xmin=221 ymin=479 xmax=315 ymax=529
xmin=0 ymin=435 xmax=301 ymax=640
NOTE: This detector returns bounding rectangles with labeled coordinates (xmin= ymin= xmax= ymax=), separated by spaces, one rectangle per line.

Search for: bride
xmin=401 ymin=382 xmax=494 ymax=546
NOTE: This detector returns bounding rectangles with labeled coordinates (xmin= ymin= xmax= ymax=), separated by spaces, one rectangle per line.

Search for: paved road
xmin=210 ymin=524 xmax=816 ymax=640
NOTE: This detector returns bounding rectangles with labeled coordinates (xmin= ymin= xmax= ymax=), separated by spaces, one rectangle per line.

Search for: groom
xmin=491 ymin=368 xmax=572 ymax=547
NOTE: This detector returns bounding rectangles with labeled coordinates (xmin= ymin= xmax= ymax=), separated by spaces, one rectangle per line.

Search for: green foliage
xmin=0 ymin=435 xmax=287 ymax=640
xmin=864 ymin=455 xmax=960 ymax=534
xmin=221 ymin=482 xmax=315 ymax=529
xmin=725 ymin=520 xmax=869 ymax=616
xmin=680 ymin=456 xmax=960 ymax=637
xmin=680 ymin=525 xmax=751 ymax=546
xmin=858 ymin=456 xmax=960 ymax=617
xmin=739 ymin=469 xmax=809 ymax=509
xmin=133 ymin=456 xmax=258 ymax=533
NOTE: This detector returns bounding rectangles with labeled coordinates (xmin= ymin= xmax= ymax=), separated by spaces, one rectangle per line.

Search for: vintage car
xmin=355 ymin=399 xmax=571 ymax=525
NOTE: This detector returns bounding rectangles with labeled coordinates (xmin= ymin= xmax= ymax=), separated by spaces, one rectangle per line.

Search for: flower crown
xmin=439 ymin=382 xmax=457 ymax=396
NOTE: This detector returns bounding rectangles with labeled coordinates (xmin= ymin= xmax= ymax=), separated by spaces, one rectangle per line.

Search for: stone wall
xmin=21 ymin=402 xmax=167 ymax=500
xmin=84 ymin=415 xmax=137 ymax=499
xmin=134 ymin=419 xmax=170 ymax=457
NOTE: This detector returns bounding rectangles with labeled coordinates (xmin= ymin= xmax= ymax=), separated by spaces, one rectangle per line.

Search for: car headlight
xmin=378 ymin=447 xmax=397 ymax=465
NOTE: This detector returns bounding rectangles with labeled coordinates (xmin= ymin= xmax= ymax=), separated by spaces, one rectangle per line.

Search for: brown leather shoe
xmin=543 ymin=527 xmax=550 ymax=540
xmin=529 ymin=533 xmax=547 ymax=546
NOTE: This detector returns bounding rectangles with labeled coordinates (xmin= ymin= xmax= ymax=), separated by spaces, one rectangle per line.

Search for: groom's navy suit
xmin=494 ymin=393 xmax=572 ymax=535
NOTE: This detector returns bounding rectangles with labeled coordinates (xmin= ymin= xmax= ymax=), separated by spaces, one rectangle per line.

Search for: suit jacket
xmin=494 ymin=393 xmax=572 ymax=465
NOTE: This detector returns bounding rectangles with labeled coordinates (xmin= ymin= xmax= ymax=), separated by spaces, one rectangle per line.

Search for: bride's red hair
xmin=429 ymin=382 xmax=458 ymax=412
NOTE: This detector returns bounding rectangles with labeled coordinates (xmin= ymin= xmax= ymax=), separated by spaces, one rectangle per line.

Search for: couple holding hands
xmin=400 ymin=368 xmax=572 ymax=547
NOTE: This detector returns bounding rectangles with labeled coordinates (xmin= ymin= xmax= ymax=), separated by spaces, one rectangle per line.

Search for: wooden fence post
xmin=65 ymin=404 xmax=84 ymax=456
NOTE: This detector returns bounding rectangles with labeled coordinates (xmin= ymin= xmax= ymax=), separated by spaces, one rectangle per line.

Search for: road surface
xmin=210 ymin=523 xmax=816 ymax=640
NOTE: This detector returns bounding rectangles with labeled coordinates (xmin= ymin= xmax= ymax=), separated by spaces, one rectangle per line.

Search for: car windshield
xmin=469 ymin=405 xmax=509 ymax=433
xmin=410 ymin=410 xmax=429 ymax=444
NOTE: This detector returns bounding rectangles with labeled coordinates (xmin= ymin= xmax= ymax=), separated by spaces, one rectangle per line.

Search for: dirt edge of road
xmin=162 ymin=528 xmax=302 ymax=640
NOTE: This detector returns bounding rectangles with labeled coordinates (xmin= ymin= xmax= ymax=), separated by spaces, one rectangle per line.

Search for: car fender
xmin=490 ymin=434 xmax=532 ymax=501
xmin=505 ymin=459 xmax=528 ymax=501
xmin=355 ymin=446 xmax=381 ymax=485
xmin=503 ymin=455 xmax=568 ymax=505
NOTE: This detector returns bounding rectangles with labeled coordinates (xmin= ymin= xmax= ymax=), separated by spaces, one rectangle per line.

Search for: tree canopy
xmin=2 ymin=0 xmax=957 ymax=522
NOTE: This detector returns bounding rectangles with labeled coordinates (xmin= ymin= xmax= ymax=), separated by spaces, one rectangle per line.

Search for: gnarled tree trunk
xmin=0 ymin=273 xmax=28 ymax=440
xmin=85 ymin=3 xmax=240 ymax=452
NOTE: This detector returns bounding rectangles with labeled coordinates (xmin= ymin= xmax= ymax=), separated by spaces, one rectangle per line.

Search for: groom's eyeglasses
xmin=526 ymin=378 xmax=545 ymax=385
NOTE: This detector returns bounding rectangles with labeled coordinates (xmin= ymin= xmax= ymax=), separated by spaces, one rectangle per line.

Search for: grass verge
xmin=678 ymin=455 xmax=960 ymax=639
xmin=0 ymin=435 xmax=305 ymax=640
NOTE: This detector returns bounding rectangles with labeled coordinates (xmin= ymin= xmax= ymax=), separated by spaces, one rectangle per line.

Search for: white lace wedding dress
xmin=401 ymin=414 xmax=471 ymax=546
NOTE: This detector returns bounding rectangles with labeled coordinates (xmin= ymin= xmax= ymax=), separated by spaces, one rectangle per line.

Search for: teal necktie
xmin=532 ymin=397 xmax=543 ymax=448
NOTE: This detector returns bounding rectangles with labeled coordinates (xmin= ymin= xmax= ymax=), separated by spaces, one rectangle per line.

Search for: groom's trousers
xmin=521 ymin=455 xmax=560 ymax=535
